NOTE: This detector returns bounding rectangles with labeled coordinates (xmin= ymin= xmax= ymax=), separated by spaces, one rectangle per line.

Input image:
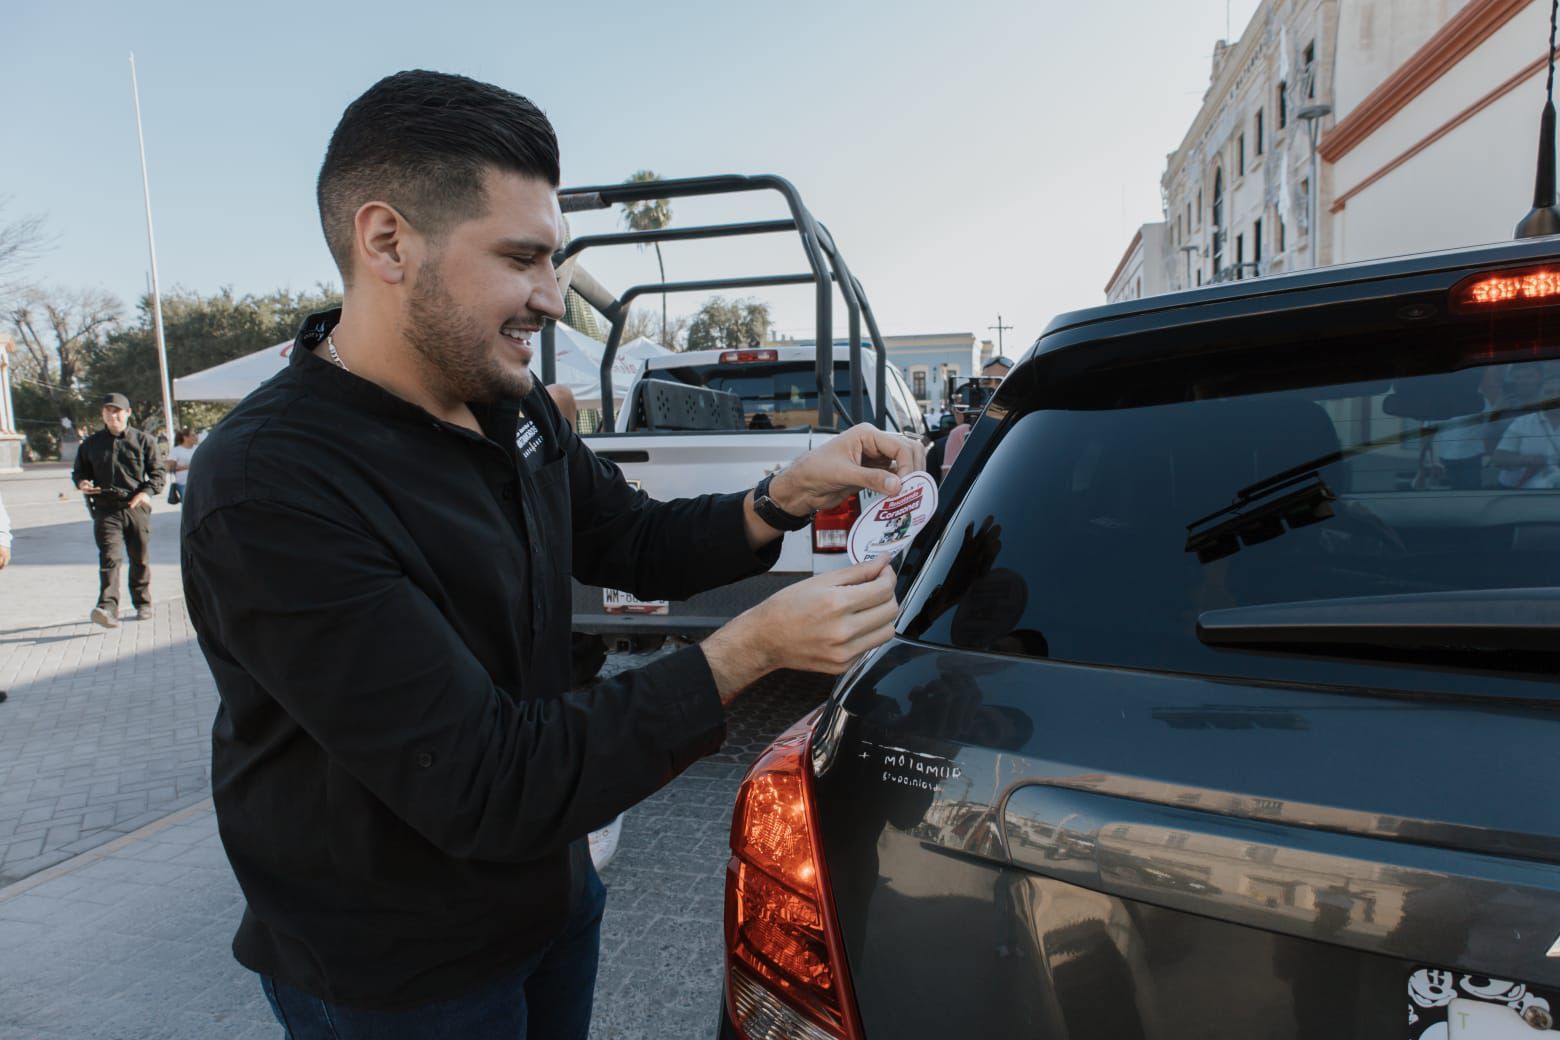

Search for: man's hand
xmin=0 ymin=545 xmax=10 ymax=569
xmin=769 ymin=423 xmax=928 ymax=516
xmin=78 ymin=480 xmax=100 ymax=495
xmin=127 ymin=492 xmax=151 ymax=511
xmin=701 ymin=557 xmax=899 ymax=702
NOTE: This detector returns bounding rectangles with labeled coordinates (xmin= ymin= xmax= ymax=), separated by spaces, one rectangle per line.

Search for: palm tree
xmin=620 ymin=170 xmax=672 ymax=348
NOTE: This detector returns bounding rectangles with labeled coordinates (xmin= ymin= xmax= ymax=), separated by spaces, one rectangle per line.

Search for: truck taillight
xmin=720 ymin=349 xmax=780 ymax=363
xmin=1451 ymin=265 xmax=1560 ymax=312
xmin=811 ymin=496 xmax=859 ymax=554
xmin=725 ymin=710 xmax=861 ymax=1040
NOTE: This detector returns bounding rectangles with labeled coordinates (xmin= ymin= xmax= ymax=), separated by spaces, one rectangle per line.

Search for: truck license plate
xmin=602 ymin=588 xmax=669 ymax=615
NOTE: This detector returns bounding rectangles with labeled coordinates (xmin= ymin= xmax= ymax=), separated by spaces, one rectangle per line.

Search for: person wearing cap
xmin=70 ymin=392 xmax=165 ymax=627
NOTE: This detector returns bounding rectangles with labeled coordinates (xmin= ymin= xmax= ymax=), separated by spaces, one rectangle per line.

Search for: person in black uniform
xmin=180 ymin=70 xmax=923 ymax=1038
xmin=71 ymin=392 xmax=164 ymax=628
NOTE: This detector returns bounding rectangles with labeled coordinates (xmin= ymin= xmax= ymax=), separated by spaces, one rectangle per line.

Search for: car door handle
xmin=1002 ymin=784 xmax=1560 ymax=987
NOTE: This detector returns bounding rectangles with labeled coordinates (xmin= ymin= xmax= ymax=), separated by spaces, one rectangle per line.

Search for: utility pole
xmin=129 ymin=53 xmax=176 ymax=450
xmin=987 ymin=315 xmax=1013 ymax=357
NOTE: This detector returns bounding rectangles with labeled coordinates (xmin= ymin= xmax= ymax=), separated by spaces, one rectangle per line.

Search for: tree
xmin=685 ymin=297 xmax=772 ymax=352
xmin=622 ymin=306 xmax=689 ymax=351
xmin=87 ymin=285 xmax=339 ymax=433
xmin=619 ymin=170 xmax=673 ymax=347
xmin=7 ymin=286 xmax=124 ymax=456
xmin=0 ymin=197 xmax=49 ymax=306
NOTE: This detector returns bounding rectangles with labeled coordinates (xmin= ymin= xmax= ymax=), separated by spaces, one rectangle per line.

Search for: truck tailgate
xmin=584 ymin=431 xmax=820 ymax=573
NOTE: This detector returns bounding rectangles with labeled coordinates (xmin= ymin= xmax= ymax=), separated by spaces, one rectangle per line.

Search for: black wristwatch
xmin=752 ymin=472 xmax=814 ymax=532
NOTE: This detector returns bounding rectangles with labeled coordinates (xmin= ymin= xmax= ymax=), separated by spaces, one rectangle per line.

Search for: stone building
xmin=1160 ymin=0 xmax=1341 ymax=292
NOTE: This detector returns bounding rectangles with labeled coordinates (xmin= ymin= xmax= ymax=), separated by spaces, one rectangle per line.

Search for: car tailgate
xmin=813 ymin=640 xmax=1560 ymax=1038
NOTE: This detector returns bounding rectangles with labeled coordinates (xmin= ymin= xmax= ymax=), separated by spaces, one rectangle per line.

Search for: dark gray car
xmin=718 ymin=238 xmax=1560 ymax=1040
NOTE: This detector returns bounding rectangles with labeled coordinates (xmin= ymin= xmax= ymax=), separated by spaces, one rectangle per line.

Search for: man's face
xmin=101 ymin=406 xmax=129 ymax=435
xmin=403 ymin=169 xmax=566 ymax=403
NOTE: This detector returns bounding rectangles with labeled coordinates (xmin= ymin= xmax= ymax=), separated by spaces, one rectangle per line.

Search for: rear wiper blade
xmin=1198 ymin=588 xmax=1560 ymax=654
xmin=1184 ymin=471 xmax=1337 ymax=563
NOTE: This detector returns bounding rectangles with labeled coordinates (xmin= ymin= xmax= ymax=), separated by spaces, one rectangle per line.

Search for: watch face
xmin=848 ymin=471 xmax=937 ymax=563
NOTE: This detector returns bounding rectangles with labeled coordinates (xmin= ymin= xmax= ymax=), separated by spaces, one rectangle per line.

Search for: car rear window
xmin=899 ymin=352 xmax=1560 ymax=686
xmin=647 ymin=362 xmax=868 ymax=430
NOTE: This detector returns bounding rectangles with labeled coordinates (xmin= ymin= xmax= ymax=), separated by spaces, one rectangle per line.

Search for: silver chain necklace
xmin=325 ymin=333 xmax=351 ymax=372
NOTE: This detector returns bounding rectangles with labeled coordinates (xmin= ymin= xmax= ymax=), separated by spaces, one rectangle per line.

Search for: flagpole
xmin=129 ymin=52 xmax=176 ymax=450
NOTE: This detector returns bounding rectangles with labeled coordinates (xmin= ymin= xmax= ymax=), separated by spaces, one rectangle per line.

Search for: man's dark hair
xmin=317 ymin=70 xmax=560 ymax=280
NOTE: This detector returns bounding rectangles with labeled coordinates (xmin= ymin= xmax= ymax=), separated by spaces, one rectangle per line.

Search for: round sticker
xmin=847 ymin=471 xmax=939 ymax=563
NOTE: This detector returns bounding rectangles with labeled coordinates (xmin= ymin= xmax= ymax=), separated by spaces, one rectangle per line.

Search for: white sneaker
xmin=90 ymin=606 xmax=118 ymax=629
xmin=588 ymin=815 xmax=623 ymax=871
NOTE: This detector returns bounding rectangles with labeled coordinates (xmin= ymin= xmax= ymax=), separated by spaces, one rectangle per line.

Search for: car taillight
xmin=811 ymin=495 xmax=859 ymax=554
xmin=1451 ymin=265 xmax=1560 ymax=312
xmin=720 ymin=349 xmax=780 ymax=363
xmin=725 ymin=710 xmax=861 ymax=1040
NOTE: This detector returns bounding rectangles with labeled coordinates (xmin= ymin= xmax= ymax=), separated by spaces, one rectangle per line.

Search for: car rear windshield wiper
xmin=1184 ymin=471 xmax=1338 ymax=563
xmin=1198 ymin=588 xmax=1560 ymax=658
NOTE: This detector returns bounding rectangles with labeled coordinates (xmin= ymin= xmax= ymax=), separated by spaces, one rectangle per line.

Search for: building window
xmin=1278 ymin=81 xmax=1288 ymax=128
xmin=1238 ymin=133 xmax=1246 ymax=176
xmin=1254 ymin=218 xmax=1263 ymax=266
xmin=1304 ymin=41 xmax=1316 ymax=98
xmin=912 ymin=369 xmax=926 ymax=399
xmin=1235 ymin=233 xmax=1245 ymax=278
xmin=1255 ymin=109 xmax=1264 ymax=155
xmin=1197 ymin=270 xmax=1203 ymax=286
xmin=1279 ymin=219 xmax=1286 ymax=252
xmin=1196 ymin=191 xmax=1202 ymax=224
xmin=1187 ymin=201 xmax=1193 ymax=231
xmin=1211 ymin=169 xmax=1224 ymax=275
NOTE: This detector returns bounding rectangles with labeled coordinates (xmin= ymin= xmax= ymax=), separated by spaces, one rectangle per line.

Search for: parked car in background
xmin=718 ymin=237 xmax=1560 ymax=1040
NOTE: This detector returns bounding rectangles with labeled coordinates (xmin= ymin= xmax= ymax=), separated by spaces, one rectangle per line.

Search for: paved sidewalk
xmin=0 ymin=601 xmax=213 ymax=885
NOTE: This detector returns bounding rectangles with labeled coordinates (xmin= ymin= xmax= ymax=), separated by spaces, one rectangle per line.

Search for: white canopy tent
xmin=548 ymin=323 xmax=641 ymax=409
xmin=172 ymin=341 xmax=293 ymax=402
xmin=620 ymin=336 xmax=672 ymax=363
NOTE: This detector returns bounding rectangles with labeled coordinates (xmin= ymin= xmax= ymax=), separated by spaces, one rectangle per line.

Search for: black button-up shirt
xmin=181 ymin=310 xmax=778 ymax=1008
xmin=70 ymin=425 xmax=165 ymax=509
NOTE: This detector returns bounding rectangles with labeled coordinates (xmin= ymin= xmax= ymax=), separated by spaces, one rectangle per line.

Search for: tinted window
xmin=900 ymin=358 xmax=1560 ymax=683
xmin=648 ymin=361 xmax=873 ymax=430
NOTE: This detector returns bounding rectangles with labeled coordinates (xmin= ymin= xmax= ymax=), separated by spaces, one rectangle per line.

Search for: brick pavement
xmin=0 ymin=601 xmax=214 ymax=885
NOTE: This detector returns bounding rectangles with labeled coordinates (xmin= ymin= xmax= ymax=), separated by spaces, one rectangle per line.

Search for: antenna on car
xmin=1516 ymin=0 xmax=1560 ymax=238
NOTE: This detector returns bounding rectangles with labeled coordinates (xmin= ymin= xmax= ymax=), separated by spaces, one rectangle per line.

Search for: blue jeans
xmin=261 ymin=866 xmax=607 ymax=1039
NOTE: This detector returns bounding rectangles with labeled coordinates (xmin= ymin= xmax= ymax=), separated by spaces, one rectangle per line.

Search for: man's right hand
xmin=701 ymin=558 xmax=900 ymax=703
xmin=78 ymin=480 xmax=99 ymax=495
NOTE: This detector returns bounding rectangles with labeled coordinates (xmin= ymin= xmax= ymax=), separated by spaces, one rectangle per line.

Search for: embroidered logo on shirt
xmin=516 ymin=420 xmax=544 ymax=461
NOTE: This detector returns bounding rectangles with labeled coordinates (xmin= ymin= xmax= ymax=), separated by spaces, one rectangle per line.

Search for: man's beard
xmin=404 ymin=257 xmax=533 ymax=404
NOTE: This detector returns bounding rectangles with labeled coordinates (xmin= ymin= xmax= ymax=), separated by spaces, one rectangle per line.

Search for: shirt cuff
xmin=638 ymin=643 xmax=727 ymax=768
xmin=708 ymin=490 xmax=784 ymax=576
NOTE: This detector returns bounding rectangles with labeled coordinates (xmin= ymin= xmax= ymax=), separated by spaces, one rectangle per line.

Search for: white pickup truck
xmin=547 ymin=175 xmax=924 ymax=678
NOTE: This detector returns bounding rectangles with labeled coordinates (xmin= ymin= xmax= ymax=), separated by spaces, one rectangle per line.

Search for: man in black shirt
xmin=182 ymin=71 xmax=921 ymax=1038
xmin=72 ymin=392 xmax=164 ymax=627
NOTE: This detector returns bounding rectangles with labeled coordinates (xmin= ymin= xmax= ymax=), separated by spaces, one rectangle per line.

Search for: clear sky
xmin=5 ymin=0 xmax=1261 ymax=356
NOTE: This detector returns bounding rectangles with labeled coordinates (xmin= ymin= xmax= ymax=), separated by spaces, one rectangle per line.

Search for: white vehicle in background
xmin=547 ymin=175 xmax=924 ymax=681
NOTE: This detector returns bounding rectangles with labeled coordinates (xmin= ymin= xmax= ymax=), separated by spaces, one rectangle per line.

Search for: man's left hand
xmin=128 ymin=492 xmax=151 ymax=511
xmin=769 ymin=423 xmax=928 ymax=515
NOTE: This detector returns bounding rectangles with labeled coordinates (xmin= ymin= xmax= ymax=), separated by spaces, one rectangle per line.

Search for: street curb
xmin=0 ymin=796 xmax=215 ymax=903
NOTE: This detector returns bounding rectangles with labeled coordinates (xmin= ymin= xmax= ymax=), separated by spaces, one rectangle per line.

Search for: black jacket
xmin=181 ymin=311 xmax=779 ymax=1008
xmin=71 ymin=426 xmax=165 ymax=509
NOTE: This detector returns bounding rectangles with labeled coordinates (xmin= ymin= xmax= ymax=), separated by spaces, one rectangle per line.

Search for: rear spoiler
xmin=544 ymin=174 xmax=889 ymax=433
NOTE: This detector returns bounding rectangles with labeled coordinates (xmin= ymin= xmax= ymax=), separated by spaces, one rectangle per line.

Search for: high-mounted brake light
xmin=811 ymin=495 xmax=860 ymax=554
xmin=720 ymin=349 xmax=780 ymax=364
xmin=725 ymin=710 xmax=862 ymax=1040
xmin=1452 ymin=266 xmax=1560 ymax=312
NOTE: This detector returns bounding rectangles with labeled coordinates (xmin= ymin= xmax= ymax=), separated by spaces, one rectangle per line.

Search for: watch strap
xmin=753 ymin=473 xmax=813 ymax=532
